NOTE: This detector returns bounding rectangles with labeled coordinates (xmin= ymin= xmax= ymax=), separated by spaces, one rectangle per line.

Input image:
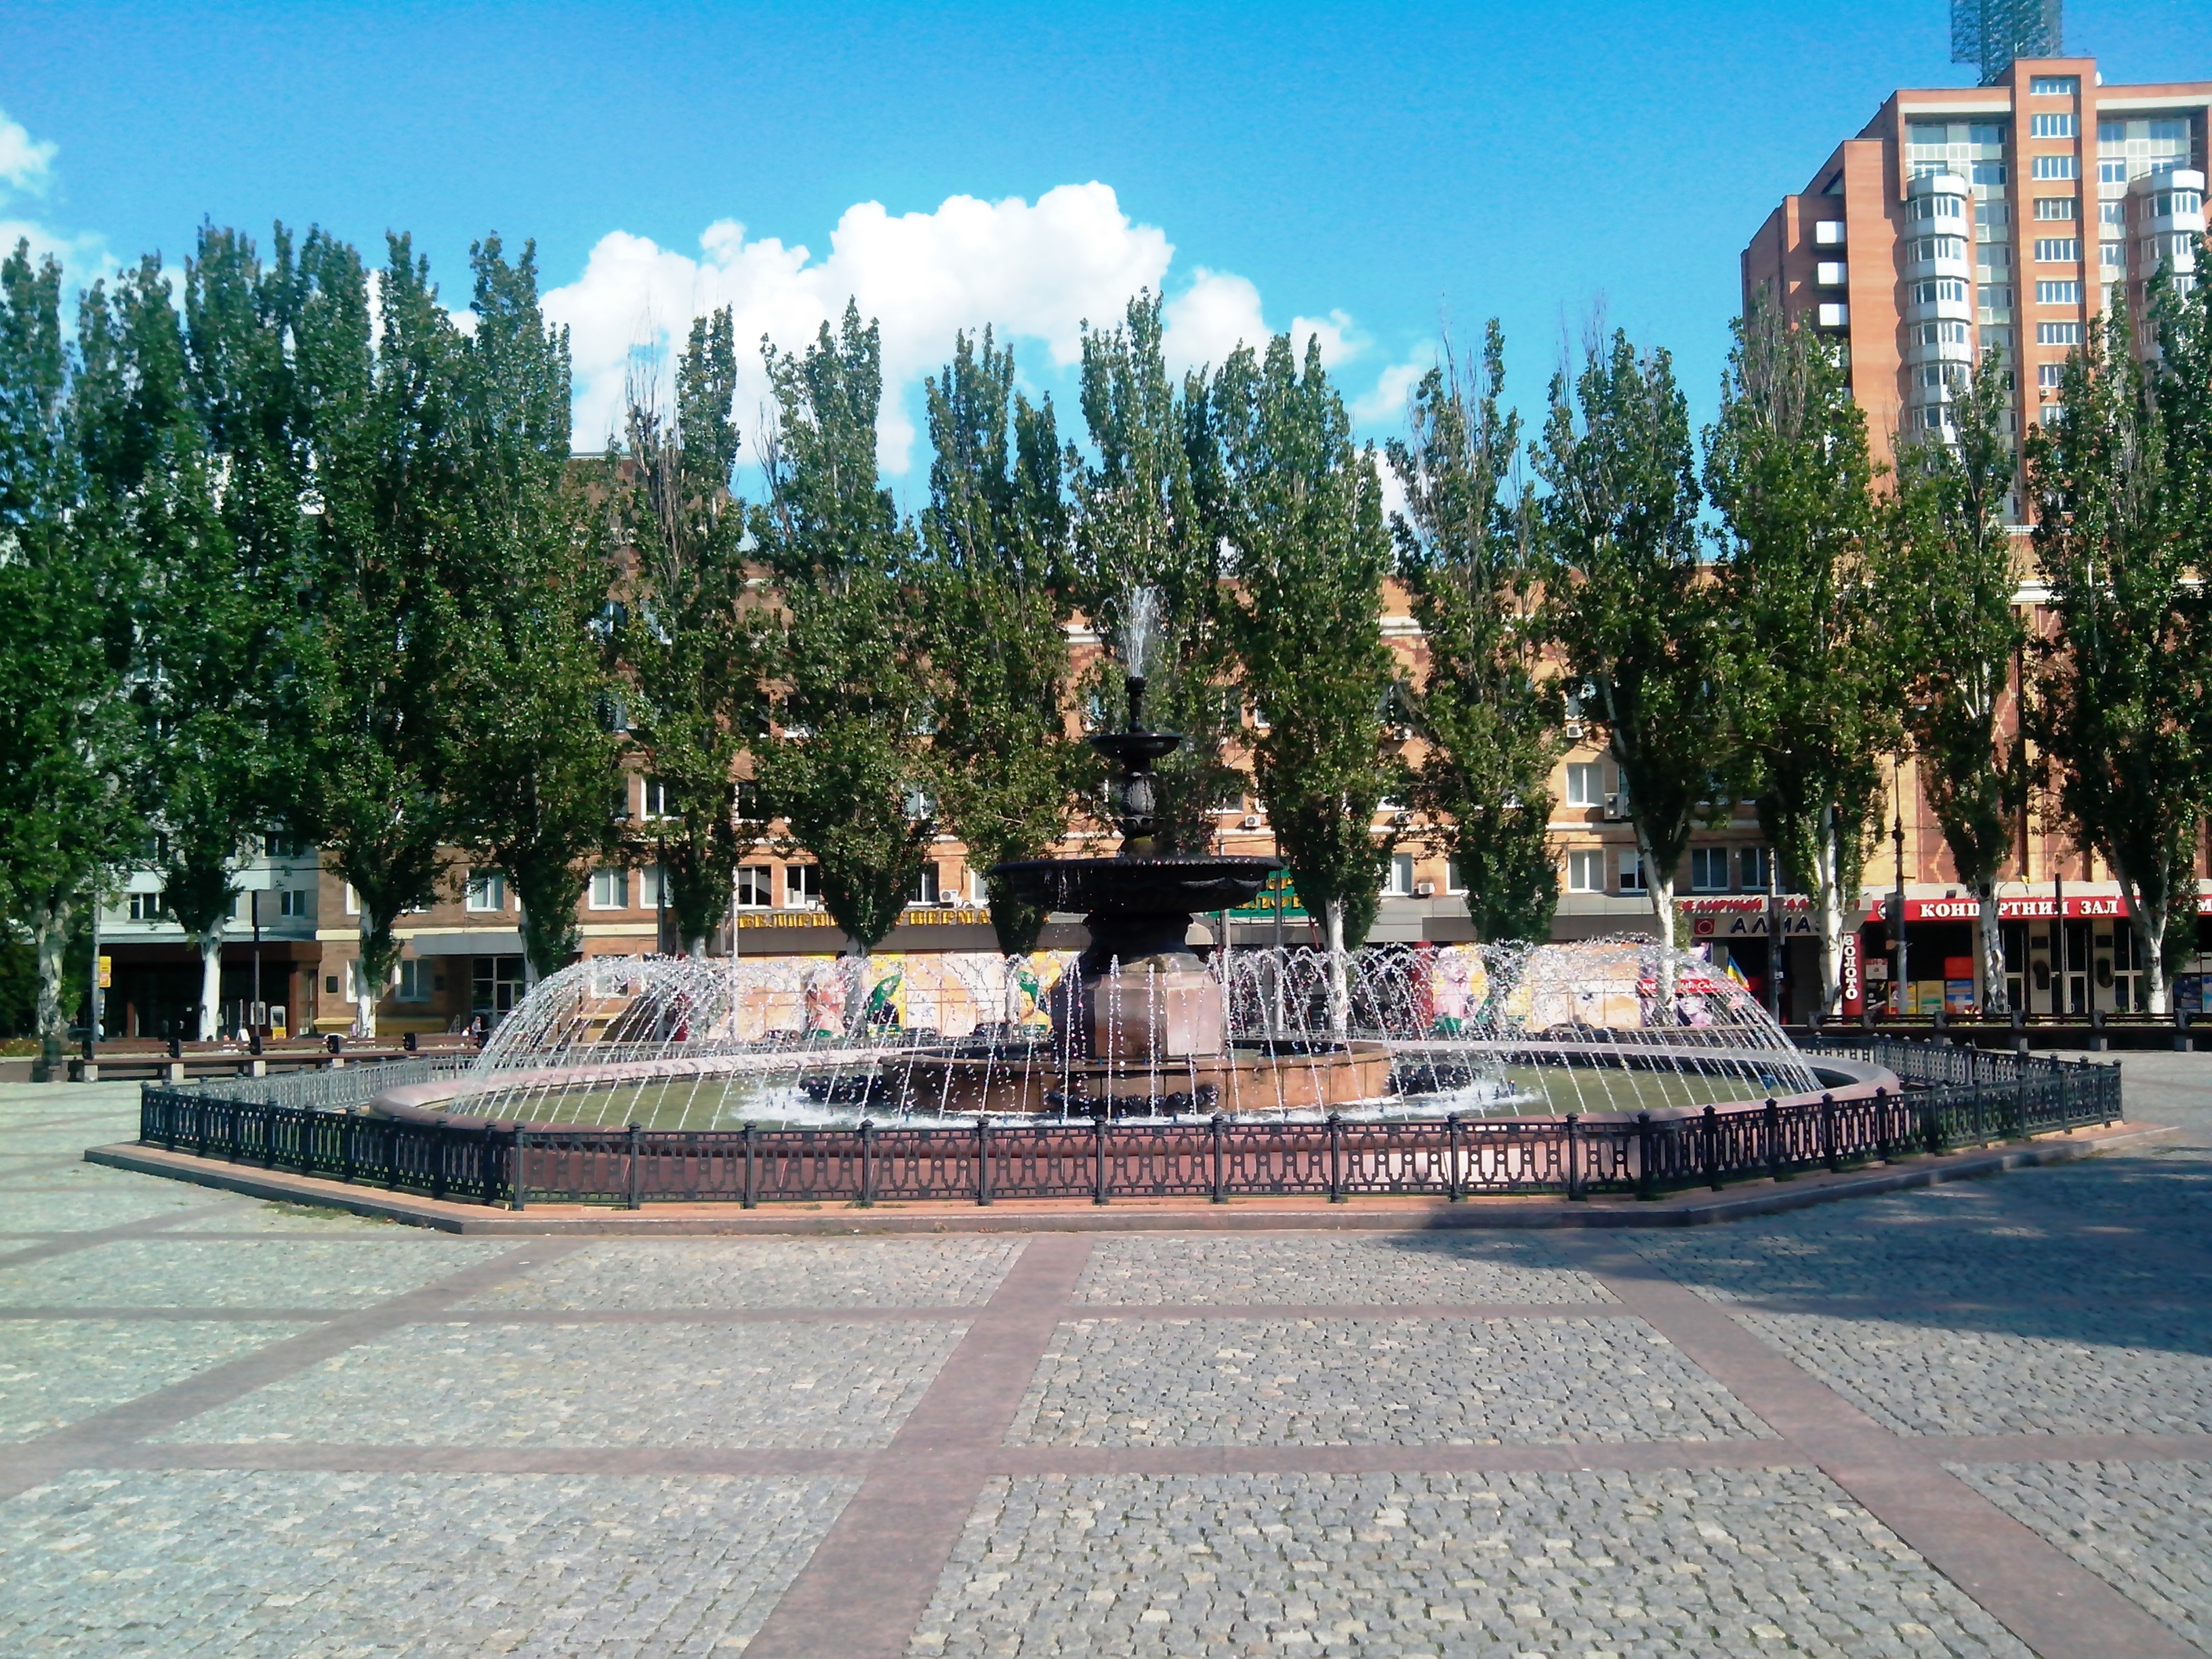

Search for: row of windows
xmin=2035 ymin=279 xmax=2081 ymax=304
xmin=1912 ymin=278 xmax=1969 ymax=305
xmin=2032 ymin=196 xmax=2075 ymax=220
xmin=2032 ymin=155 xmax=2078 ymax=181
xmin=2033 ymin=237 xmax=2080 ymax=262
xmin=1564 ymin=846 xmax=1776 ymax=896
xmin=2038 ymin=321 xmax=2083 ymax=345
xmin=123 ymin=888 xmax=310 ymax=922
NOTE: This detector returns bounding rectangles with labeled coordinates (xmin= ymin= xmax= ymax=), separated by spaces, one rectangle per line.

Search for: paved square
xmin=6 ymin=1061 xmax=2212 ymax=1659
xmin=0 ymin=1468 xmax=858 ymax=1658
xmin=1075 ymin=1234 xmax=1614 ymax=1306
xmin=157 ymin=1317 xmax=969 ymax=1448
xmin=908 ymin=1469 xmax=2029 ymax=1657
xmin=1008 ymin=1316 xmax=1774 ymax=1446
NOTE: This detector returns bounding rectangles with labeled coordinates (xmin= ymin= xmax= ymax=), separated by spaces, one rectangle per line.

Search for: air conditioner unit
xmin=1414 ymin=879 xmax=1435 ymax=899
xmin=1561 ymin=720 xmax=1584 ymax=740
xmin=1240 ymin=815 xmax=1263 ymax=831
xmin=1603 ymin=792 xmax=1627 ymax=821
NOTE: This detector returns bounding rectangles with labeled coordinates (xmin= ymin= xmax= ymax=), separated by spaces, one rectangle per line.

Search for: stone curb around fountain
xmin=82 ymin=1119 xmax=2177 ymax=1234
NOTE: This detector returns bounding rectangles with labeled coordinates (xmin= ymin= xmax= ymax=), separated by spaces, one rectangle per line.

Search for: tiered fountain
xmin=904 ymin=589 xmax=1394 ymax=1115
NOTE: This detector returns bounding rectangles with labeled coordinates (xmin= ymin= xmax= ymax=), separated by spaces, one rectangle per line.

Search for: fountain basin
xmin=889 ymin=1038 xmax=1394 ymax=1116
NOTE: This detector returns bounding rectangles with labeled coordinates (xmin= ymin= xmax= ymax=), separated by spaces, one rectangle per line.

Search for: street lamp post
xmin=1892 ymin=771 xmax=1909 ymax=1021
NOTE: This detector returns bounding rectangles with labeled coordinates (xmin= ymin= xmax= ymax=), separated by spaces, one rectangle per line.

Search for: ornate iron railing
xmin=135 ymin=1038 xmax=2120 ymax=1210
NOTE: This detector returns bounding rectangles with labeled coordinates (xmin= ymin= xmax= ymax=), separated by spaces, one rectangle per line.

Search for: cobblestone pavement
xmin=5 ymin=1064 xmax=2212 ymax=1658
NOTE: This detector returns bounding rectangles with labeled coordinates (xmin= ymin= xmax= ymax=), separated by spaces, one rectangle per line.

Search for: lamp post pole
xmin=1892 ymin=766 xmax=1908 ymax=1021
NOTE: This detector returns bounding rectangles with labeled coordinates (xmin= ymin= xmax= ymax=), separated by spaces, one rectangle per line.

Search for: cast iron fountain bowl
xmin=989 ymin=855 xmax=1282 ymax=916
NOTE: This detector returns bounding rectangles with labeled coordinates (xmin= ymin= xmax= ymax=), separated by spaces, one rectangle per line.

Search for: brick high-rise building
xmin=1742 ymin=56 xmax=2207 ymax=473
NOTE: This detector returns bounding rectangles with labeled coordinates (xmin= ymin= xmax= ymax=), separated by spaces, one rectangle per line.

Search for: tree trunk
xmin=354 ymin=967 xmax=379 ymax=1041
xmin=2134 ymin=906 xmax=2171 ymax=1017
xmin=1811 ymin=807 xmax=1845 ymax=1019
xmin=197 ymin=928 xmax=225 ymax=1041
xmin=1637 ymin=819 xmax=1679 ymax=1014
xmin=1322 ymin=898 xmax=1350 ymax=1037
xmin=1977 ymin=886 xmax=2009 ymax=1015
xmin=842 ymin=943 xmax=872 ymax=1034
xmin=30 ymin=891 xmax=70 ymax=1084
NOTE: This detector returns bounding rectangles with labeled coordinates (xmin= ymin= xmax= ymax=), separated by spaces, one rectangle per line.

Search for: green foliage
xmin=1881 ymin=348 xmax=2028 ymax=1008
xmin=1705 ymin=298 xmax=1892 ymax=1012
xmin=752 ymin=302 xmax=935 ymax=960
xmin=78 ymin=235 xmax=298 ymax=1032
xmin=0 ymin=240 xmax=137 ymax=1068
xmin=288 ymin=230 xmax=464 ymax=1027
xmin=1068 ymin=293 xmax=1242 ymax=848
xmin=1536 ymin=327 xmax=1729 ymax=976
xmin=442 ymin=236 xmax=621 ymax=980
xmin=1216 ymin=332 xmax=1401 ymax=952
xmin=917 ymin=328 xmax=1085 ymax=956
xmin=611 ymin=308 xmax=768 ymax=954
xmin=2026 ymin=296 xmax=2203 ymax=1007
xmin=1387 ymin=322 xmax=1560 ymax=944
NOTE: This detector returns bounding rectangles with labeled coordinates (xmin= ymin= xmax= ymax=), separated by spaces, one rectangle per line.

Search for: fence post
xmin=859 ymin=1120 xmax=876 ymax=1209
xmin=511 ymin=1124 xmax=527 ymax=1212
xmin=1327 ymin=1113 xmax=1345 ymax=1203
xmin=1703 ymin=1105 xmax=1723 ymax=1191
xmin=2106 ymin=1058 xmax=2119 ymax=1126
xmin=478 ymin=1121 xmax=496 ymax=1204
xmin=1092 ymin=1114 xmax=1108 ymax=1206
xmin=1763 ymin=1099 xmax=1784 ymax=1183
xmin=627 ymin=1122 xmax=643 ymax=1210
xmin=742 ymin=1122 xmax=758 ymax=1210
xmin=431 ymin=1118 xmax=449 ymax=1203
xmin=1210 ymin=1113 xmax=1227 ymax=1204
xmin=1921 ymin=1095 xmax=1945 ymax=1157
xmin=1635 ymin=1113 xmax=1657 ymax=1202
xmin=1447 ymin=1113 xmax=1463 ymax=1202
xmin=1564 ymin=1113 xmax=1583 ymax=1201
xmin=1821 ymin=1094 xmax=1841 ymax=1174
xmin=977 ymin=1117 xmax=991 ymax=1207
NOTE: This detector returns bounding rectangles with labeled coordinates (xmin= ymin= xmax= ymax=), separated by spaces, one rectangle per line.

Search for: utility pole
xmin=1893 ymin=778 xmax=1909 ymax=1021
xmin=249 ymin=888 xmax=264 ymax=1054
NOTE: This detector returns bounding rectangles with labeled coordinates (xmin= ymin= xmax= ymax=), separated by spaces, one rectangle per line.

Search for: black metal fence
xmin=135 ymin=1036 xmax=2121 ymax=1210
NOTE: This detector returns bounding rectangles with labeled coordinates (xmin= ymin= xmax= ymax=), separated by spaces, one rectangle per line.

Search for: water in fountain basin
xmin=426 ymin=939 xmax=1819 ymax=1131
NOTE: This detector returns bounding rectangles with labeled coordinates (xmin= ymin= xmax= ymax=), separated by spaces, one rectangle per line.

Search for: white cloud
xmin=544 ymin=183 xmax=1172 ymax=469
xmin=0 ymin=107 xmax=57 ymax=198
xmin=543 ymin=183 xmax=1395 ymax=474
xmin=1351 ymin=354 xmax=1431 ymax=426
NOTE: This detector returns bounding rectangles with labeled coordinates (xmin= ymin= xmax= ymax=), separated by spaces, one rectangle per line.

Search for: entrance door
xmin=472 ymin=956 xmax=526 ymax=1026
xmin=2060 ymin=920 xmax=2092 ymax=1016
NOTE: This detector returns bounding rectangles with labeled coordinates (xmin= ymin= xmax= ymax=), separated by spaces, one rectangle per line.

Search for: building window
xmin=2029 ymin=113 xmax=2076 ymax=140
xmin=735 ymin=866 xmax=773 ymax=908
xmin=1566 ymin=850 xmax=1603 ymax=893
xmin=1618 ymin=851 xmax=1646 ymax=894
xmin=640 ymin=777 xmax=672 ymax=819
xmin=2032 ymin=197 xmax=2076 ymax=220
xmin=1565 ymin=762 xmax=1602 ymax=808
xmin=909 ymin=861 xmax=941 ymax=907
xmin=1444 ymin=858 xmax=1465 ymax=895
xmin=343 ymin=883 xmax=359 ymax=916
xmin=588 ymin=867 xmax=628 ymax=910
xmin=1381 ymin=853 xmax=1415 ymax=897
xmin=127 ymin=890 xmax=165 ymax=921
xmin=2035 ymin=281 xmax=2081 ymax=305
xmin=396 ymin=960 xmax=432 ymax=1002
xmin=1689 ymin=848 xmax=1730 ymax=893
xmin=466 ymin=872 xmax=506 ymax=913
xmin=2030 ymin=75 xmax=2077 ymax=96
xmin=279 ymin=888 xmax=309 ymax=918
xmin=2033 ymin=239 xmax=2081 ymax=263
xmin=2040 ymin=404 xmax=2066 ymax=427
xmin=263 ymin=834 xmax=306 ymax=859
xmin=2031 ymin=155 xmax=2078 ymax=181
xmin=1971 ymin=161 xmax=2007 ymax=186
xmin=1912 ymin=278 xmax=1969 ymax=305
xmin=902 ymin=785 xmax=934 ymax=821
xmin=1741 ymin=846 xmax=1776 ymax=890
xmin=784 ymin=863 xmax=821 ymax=908
xmin=2037 ymin=321 xmax=2083 ymax=345
xmin=641 ymin=863 xmax=667 ymax=909
xmin=1978 ymin=285 xmax=2014 ymax=321
xmin=2100 ymin=159 xmax=2130 ymax=184
xmin=2099 ymin=201 xmax=2125 ymax=228
xmin=1914 ymin=321 xmax=1971 ymax=346
xmin=2100 ymin=242 xmax=2125 ymax=270
xmin=2038 ymin=363 xmax=2066 ymax=388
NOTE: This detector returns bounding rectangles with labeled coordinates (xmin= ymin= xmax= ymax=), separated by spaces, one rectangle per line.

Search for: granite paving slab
xmin=0 ymin=1318 xmax=312 ymax=1441
xmin=461 ymin=1236 xmax=1026 ymax=1310
xmin=1074 ymin=1233 xmax=1615 ymax=1307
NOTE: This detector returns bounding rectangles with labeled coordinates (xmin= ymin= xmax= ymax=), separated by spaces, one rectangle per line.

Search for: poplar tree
xmin=1387 ymin=323 xmax=1561 ymax=943
xmin=611 ymin=308 xmax=766 ymax=956
xmin=1536 ymin=329 xmax=1728 ymax=1009
xmin=1706 ymin=300 xmax=1893 ymax=1017
xmin=2026 ymin=299 xmax=2203 ymax=1013
xmin=0 ymin=242 xmax=136 ymax=1076
xmin=81 ymin=241 xmax=292 ymax=1040
xmin=445 ymin=236 xmax=621 ymax=983
xmin=1216 ymin=331 xmax=1401 ymax=1007
xmin=917 ymin=327 xmax=1084 ymax=956
xmin=1068 ymin=293 xmax=1242 ymax=848
xmin=289 ymin=231 xmax=468 ymax=1036
xmin=752 ymin=302 xmax=936 ymax=1021
xmin=1882 ymin=349 xmax=2027 ymax=1013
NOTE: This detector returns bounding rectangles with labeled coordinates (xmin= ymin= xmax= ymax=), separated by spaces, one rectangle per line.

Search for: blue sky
xmin=3 ymin=1 xmax=2207 ymax=491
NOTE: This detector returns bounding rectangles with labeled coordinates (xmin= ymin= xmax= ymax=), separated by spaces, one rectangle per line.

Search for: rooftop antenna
xmin=1951 ymin=0 xmax=2063 ymax=87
